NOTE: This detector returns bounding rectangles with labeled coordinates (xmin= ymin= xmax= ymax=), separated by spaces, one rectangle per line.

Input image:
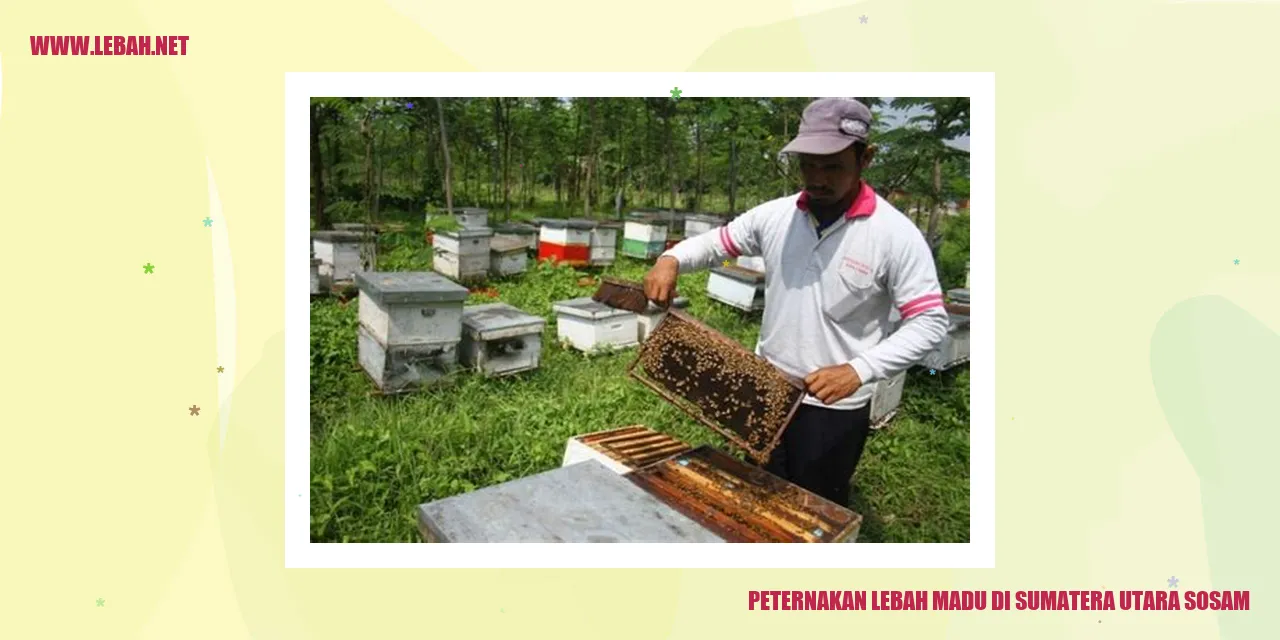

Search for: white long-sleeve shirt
xmin=662 ymin=182 xmax=950 ymax=410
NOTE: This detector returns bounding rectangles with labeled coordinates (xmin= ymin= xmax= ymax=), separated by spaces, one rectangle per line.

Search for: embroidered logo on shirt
xmin=842 ymin=256 xmax=873 ymax=275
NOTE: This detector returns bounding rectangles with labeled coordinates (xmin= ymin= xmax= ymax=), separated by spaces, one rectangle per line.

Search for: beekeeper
xmin=643 ymin=97 xmax=950 ymax=506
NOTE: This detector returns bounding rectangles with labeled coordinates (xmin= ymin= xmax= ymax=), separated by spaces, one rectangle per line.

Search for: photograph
xmin=306 ymin=92 xmax=972 ymax=545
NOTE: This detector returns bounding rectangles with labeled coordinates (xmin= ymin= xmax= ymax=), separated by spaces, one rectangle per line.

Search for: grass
xmin=310 ymin=216 xmax=970 ymax=543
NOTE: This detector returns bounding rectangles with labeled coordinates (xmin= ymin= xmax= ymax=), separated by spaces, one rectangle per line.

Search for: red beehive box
xmin=537 ymin=218 xmax=595 ymax=267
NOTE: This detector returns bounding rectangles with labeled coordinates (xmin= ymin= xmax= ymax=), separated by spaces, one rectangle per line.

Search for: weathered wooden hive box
xmin=629 ymin=310 xmax=805 ymax=464
xmin=737 ymin=255 xmax=766 ymax=273
xmin=537 ymin=218 xmax=594 ymax=266
xmin=552 ymin=297 xmax=639 ymax=353
xmin=488 ymin=236 xmax=529 ymax=277
xmin=416 ymin=459 xmax=723 ymax=542
xmin=493 ymin=222 xmax=538 ymax=253
xmin=310 ymin=257 xmax=322 ymax=295
xmin=869 ymin=370 xmax=906 ymax=430
xmin=622 ymin=214 xmax=669 ymax=259
xmin=454 ymin=207 xmax=489 ymax=230
xmin=683 ymin=213 xmax=724 ymax=238
xmin=635 ymin=296 xmax=689 ymax=343
xmin=627 ymin=446 xmax=862 ymax=542
xmin=459 ymin=302 xmax=545 ymax=377
xmin=433 ymin=227 xmax=494 ymax=282
xmin=561 ymin=425 xmax=693 ymax=475
xmin=312 ymin=230 xmax=372 ymax=285
xmin=589 ymin=221 xmax=620 ymax=267
xmin=354 ymin=271 xmax=469 ymax=393
xmin=707 ymin=265 xmax=766 ymax=312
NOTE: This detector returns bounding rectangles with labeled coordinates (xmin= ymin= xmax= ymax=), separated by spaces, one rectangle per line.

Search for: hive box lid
xmin=489 ymin=236 xmax=528 ymax=253
xmin=311 ymin=230 xmax=366 ymax=243
xmin=440 ymin=227 xmax=494 ymax=239
xmin=553 ymin=297 xmax=635 ymax=320
xmin=594 ymin=220 xmax=623 ymax=229
xmin=539 ymin=218 xmax=596 ymax=230
xmin=494 ymin=222 xmax=537 ymax=234
xmin=455 ymin=207 xmax=489 ymax=215
xmin=711 ymin=265 xmax=765 ymax=284
xmin=354 ymin=271 xmax=469 ymax=305
xmin=462 ymin=302 xmax=545 ymax=334
xmin=416 ymin=459 xmax=722 ymax=543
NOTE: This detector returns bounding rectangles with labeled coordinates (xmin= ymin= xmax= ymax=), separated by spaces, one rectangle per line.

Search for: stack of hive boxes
xmin=354 ymin=272 xmax=470 ymax=393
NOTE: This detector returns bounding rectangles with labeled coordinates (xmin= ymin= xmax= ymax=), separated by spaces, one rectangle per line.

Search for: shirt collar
xmin=795 ymin=180 xmax=878 ymax=219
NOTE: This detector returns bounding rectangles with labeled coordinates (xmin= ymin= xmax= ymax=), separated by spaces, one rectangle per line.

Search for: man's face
xmin=798 ymin=145 xmax=864 ymax=208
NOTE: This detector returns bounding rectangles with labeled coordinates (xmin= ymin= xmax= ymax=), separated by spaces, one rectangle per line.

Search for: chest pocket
xmin=821 ymin=254 xmax=882 ymax=322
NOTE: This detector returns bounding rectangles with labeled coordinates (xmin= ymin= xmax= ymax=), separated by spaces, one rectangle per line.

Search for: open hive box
xmin=562 ymin=425 xmax=694 ymax=474
xmin=626 ymin=445 xmax=862 ymax=542
xmin=627 ymin=309 xmax=805 ymax=464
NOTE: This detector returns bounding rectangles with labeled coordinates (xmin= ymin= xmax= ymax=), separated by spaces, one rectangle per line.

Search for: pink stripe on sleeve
xmin=899 ymin=293 xmax=943 ymax=317
xmin=719 ymin=226 xmax=741 ymax=258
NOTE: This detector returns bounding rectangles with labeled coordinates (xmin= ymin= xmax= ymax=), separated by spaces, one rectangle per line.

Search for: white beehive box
xmin=494 ymin=222 xmax=538 ymax=252
xmin=623 ymin=219 xmax=668 ymax=244
xmin=310 ymin=258 xmax=322 ymax=295
xmin=332 ymin=222 xmax=380 ymax=234
xmin=683 ymin=213 xmax=723 ymax=238
xmin=635 ymin=296 xmax=689 ymax=343
xmin=454 ymin=207 xmax=489 ymax=229
xmin=707 ymin=265 xmax=765 ymax=312
xmin=433 ymin=227 xmax=493 ymax=258
xmin=356 ymin=271 xmax=470 ymax=347
xmin=589 ymin=222 xmax=620 ymax=266
xmin=354 ymin=271 xmax=470 ymax=392
xmin=737 ymin=255 xmax=767 ymax=273
xmin=434 ymin=227 xmax=494 ymax=282
xmin=552 ymin=297 xmax=639 ymax=353
xmin=489 ymin=236 xmax=529 ymax=277
xmin=869 ymin=370 xmax=906 ymax=430
xmin=312 ymin=230 xmax=372 ymax=284
xmin=460 ymin=302 xmax=546 ymax=377
xmin=538 ymin=219 xmax=594 ymax=246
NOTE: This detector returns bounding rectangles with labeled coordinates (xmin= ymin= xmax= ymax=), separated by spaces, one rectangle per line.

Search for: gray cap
xmin=780 ymin=98 xmax=872 ymax=156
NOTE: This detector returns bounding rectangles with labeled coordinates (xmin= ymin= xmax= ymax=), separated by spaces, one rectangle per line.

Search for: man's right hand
xmin=643 ymin=256 xmax=681 ymax=308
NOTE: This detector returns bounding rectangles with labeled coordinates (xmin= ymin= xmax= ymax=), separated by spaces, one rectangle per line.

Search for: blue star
xmin=1167 ymin=576 xmax=1179 ymax=588
xmin=203 ymin=217 xmax=212 ymax=227
xmin=929 ymin=369 xmax=937 ymax=375
xmin=406 ymin=102 xmax=414 ymax=109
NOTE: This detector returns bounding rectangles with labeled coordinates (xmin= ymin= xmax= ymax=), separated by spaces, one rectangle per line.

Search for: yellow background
xmin=0 ymin=0 xmax=1273 ymax=637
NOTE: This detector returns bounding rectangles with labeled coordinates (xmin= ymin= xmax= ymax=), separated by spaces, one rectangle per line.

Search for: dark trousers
xmin=764 ymin=402 xmax=872 ymax=507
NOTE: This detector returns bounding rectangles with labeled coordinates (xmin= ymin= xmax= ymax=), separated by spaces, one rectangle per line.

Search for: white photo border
xmin=285 ymin=72 xmax=995 ymax=568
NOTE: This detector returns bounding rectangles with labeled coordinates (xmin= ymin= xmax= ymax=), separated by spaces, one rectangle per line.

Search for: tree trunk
xmin=435 ymin=98 xmax=454 ymax=218
xmin=310 ymin=103 xmax=329 ymax=230
xmin=361 ymin=110 xmax=374 ymax=223
xmin=583 ymin=97 xmax=598 ymax=218
xmin=666 ymin=109 xmax=676 ymax=211
xmin=694 ymin=109 xmax=703 ymax=213
xmin=926 ymin=156 xmax=944 ymax=255
xmin=728 ymin=137 xmax=738 ymax=214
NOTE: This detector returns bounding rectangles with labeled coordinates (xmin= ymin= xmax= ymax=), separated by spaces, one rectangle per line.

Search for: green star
xmin=670 ymin=87 xmax=682 ymax=100
xmin=96 ymin=598 xmax=105 ymax=607
xmin=203 ymin=217 xmax=213 ymax=227
xmin=143 ymin=263 xmax=154 ymax=274
xmin=1233 ymin=259 xmax=1240 ymax=265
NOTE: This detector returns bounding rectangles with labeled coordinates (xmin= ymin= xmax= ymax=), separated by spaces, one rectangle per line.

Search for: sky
xmin=878 ymin=97 xmax=970 ymax=152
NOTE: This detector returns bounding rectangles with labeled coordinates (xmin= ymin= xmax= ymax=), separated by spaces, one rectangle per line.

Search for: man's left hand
xmin=804 ymin=364 xmax=863 ymax=405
